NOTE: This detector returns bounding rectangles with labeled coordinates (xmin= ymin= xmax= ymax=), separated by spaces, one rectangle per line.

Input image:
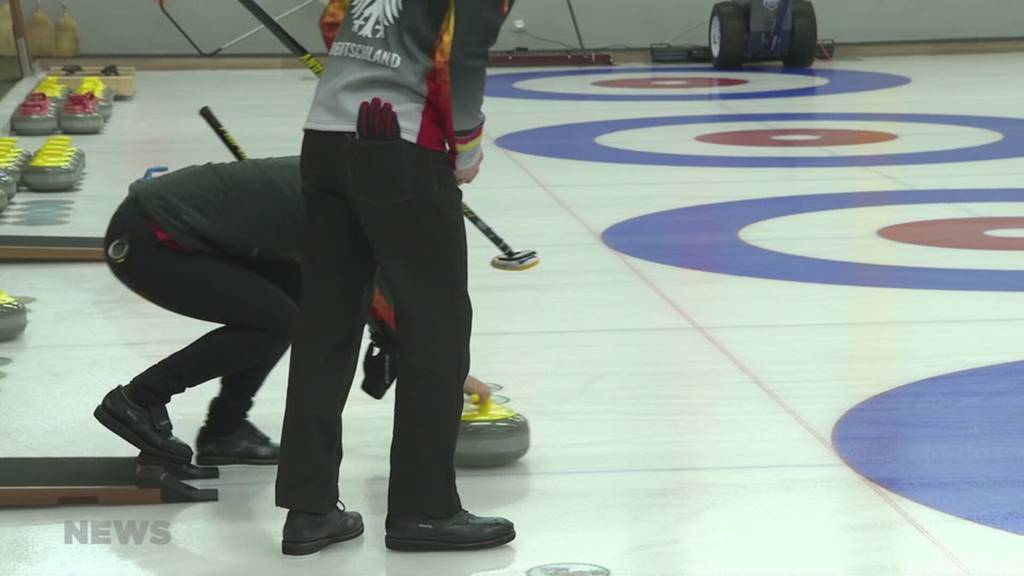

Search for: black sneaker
xmin=282 ymin=504 xmax=364 ymax=556
xmin=385 ymin=510 xmax=515 ymax=552
xmin=195 ymin=420 xmax=279 ymax=466
xmin=93 ymin=385 xmax=192 ymax=465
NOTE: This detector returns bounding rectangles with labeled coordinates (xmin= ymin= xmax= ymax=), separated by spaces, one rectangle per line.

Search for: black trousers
xmin=275 ymin=131 xmax=471 ymax=518
xmin=104 ymin=198 xmax=301 ymax=431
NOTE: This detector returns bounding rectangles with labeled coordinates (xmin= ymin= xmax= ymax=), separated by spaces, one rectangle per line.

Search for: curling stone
xmin=22 ymin=154 xmax=80 ymax=192
xmin=10 ymin=94 xmax=58 ymax=135
xmin=58 ymin=93 xmax=104 ymax=134
xmin=35 ymin=77 xmax=69 ymax=103
xmin=33 ymin=138 xmax=85 ymax=171
xmin=38 ymin=137 xmax=86 ymax=170
xmin=0 ymin=171 xmax=15 ymax=202
xmin=455 ymin=396 xmax=530 ymax=468
xmin=0 ymin=291 xmax=27 ymax=341
xmin=33 ymin=141 xmax=83 ymax=169
xmin=0 ymin=137 xmax=32 ymax=174
xmin=33 ymin=151 xmax=84 ymax=177
xmin=0 ymin=146 xmax=32 ymax=191
xmin=75 ymin=77 xmax=113 ymax=120
xmin=0 ymin=156 xmax=27 ymax=193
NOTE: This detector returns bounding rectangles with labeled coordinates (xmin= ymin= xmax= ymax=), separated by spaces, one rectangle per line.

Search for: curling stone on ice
xmin=35 ymin=136 xmax=85 ymax=170
xmin=35 ymin=76 xmax=69 ymax=104
xmin=23 ymin=138 xmax=84 ymax=192
xmin=0 ymin=171 xmax=15 ymax=203
xmin=38 ymin=136 xmax=86 ymax=170
xmin=23 ymin=156 xmax=80 ymax=191
xmin=455 ymin=395 xmax=530 ymax=468
xmin=0 ymin=137 xmax=31 ymax=196
xmin=0 ymin=290 xmax=27 ymax=341
xmin=75 ymin=77 xmax=113 ymax=120
xmin=0 ymin=154 xmax=30 ymax=196
xmin=59 ymin=93 xmax=104 ymax=134
xmin=11 ymin=93 xmax=58 ymax=135
xmin=0 ymin=154 xmax=33 ymax=191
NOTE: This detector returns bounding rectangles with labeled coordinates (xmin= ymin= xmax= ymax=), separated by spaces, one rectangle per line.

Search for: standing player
xmin=276 ymin=0 xmax=516 ymax=556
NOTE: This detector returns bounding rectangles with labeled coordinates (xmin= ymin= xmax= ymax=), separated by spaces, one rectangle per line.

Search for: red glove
xmin=357 ymin=97 xmax=400 ymax=141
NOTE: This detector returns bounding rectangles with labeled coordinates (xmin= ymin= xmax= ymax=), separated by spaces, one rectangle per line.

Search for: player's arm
xmin=450 ymin=0 xmax=514 ymax=182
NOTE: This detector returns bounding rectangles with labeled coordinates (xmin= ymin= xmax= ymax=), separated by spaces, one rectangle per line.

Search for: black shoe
xmin=385 ymin=510 xmax=515 ymax=552
xmin=93 ymin=386 xmax=192 ymax=465
xmin=195 ymin=420 xmax=279 ymax=466
xmin=282 ymin=505 xmax=364 ymax=556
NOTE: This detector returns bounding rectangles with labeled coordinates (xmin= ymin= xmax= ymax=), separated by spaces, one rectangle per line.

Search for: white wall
xmin=815 ymin=0 xmax=1024 ymax=43
xmin=21 ymin=0 xmax=327 ymax=55
xmin=494 ymin=0 xmax=1024 ymax=50
xmin=13 ymin=0 xmax=1024 ymax=56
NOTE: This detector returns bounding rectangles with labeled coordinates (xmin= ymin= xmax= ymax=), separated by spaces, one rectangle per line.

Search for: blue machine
xmin=709 ymin=0 xmax=818 ymax=69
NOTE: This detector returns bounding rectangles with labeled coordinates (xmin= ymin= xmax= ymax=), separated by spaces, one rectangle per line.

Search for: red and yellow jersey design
xmin=319 ymin=0 xmax=351 ymax=49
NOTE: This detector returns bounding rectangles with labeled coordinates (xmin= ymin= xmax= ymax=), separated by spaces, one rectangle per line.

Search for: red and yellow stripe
xmin=417 ymin=0 xmax=457 ymax=161
xmin=455 ymin=125 xmax=484 ymax=155
xmin=319 ymin=0 xmax=351 ymax=49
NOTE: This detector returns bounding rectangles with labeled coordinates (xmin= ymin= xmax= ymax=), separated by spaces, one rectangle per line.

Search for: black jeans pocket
xmin=347 ymin=139 xmax=421 ymax=207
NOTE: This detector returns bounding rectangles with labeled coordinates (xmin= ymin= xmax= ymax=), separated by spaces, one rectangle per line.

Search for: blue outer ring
xmin=601 ymin=189 xmax=1024 ymax=292
xmin=833 ymin=359 xmax=1024 ymax=535
xmin=495 ymin=113 xmax=1024 ymax=168
xmin=485 ymin=67 xmax=911 ymax=101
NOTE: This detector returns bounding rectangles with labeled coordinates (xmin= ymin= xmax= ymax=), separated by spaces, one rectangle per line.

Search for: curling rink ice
xmin=3 ymin=52 xmax=1024 ymax=575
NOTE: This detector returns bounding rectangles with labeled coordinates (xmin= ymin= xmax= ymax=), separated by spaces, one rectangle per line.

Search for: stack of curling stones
xmin=0 ymin=289 xmax=27 ymax=341
xmin=10 ymin=76 xmax=113 ymax=136
xmin=23 ymin=136 xmax=86 ymax=192
xmin=455 ymin=386 xmax=530 ymax=468
xmin=10 ymin=77 xmax=67 ymax=135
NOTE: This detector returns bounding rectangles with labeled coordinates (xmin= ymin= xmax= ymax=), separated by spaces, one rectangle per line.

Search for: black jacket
xmin=129 ymin=157 xmax=302 ymax=261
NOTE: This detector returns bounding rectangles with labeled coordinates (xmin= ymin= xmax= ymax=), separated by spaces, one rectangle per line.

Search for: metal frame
xmin=8 ymin=0 xmax=31 ymax=78
xmin=565 ymin=0 xmax=587 ymax=50
xmin=159 ymin=0 xmax=318 ymax=57
xmin=746 ymin=0 xmax=796 ymax=58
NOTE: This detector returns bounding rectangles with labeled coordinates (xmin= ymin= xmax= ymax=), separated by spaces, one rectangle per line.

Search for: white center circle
xmin=984 ymin=229 xmax=1024 ymax=238
xmin=771 ymin=134 xmax=823 ymax=141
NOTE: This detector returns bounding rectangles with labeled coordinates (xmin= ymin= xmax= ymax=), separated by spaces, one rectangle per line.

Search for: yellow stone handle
xmin=468 ymin=394 xmax=494 ymax=415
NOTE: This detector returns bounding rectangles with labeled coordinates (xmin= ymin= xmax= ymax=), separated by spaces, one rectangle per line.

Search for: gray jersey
xmin=307 ymin=0 xmax=511 ymax=170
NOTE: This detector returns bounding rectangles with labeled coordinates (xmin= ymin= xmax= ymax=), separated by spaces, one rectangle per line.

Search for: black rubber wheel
xmin=710 ymin=2 xmax=747 ymax=70
xmin=783 ymin=0 xmax=817 ymax=68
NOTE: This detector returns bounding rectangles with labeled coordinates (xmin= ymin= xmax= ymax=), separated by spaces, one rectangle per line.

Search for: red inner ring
xmin=879 ymin=217 xmax=1024 ymax=250
xmin=592 ymin=77 xmax=749 ymax=90
xmin=696 ymin=128 xmax=899 ymax=147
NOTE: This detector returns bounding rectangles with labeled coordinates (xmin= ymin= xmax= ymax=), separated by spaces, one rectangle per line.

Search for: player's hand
xmin=463 ymin=375 xmax=492 ymax=403
xmin=455 ymin=154 xmax=482 ymax=185
xmin=357 ymin=98 xmax=399 ymax=141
